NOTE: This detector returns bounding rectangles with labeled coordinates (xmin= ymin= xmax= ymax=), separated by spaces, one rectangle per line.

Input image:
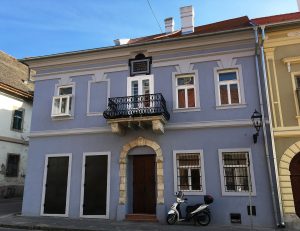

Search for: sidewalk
xmin=0 ymin=214 xmax=294 ymax=231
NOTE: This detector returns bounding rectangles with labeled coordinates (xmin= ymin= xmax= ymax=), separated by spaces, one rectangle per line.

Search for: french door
xmin=127 ymin=75 xmax=154 ymax=108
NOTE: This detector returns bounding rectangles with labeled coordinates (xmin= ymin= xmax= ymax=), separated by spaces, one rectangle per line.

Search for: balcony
xmin=103 ymin=93 xmax=170 ymax=135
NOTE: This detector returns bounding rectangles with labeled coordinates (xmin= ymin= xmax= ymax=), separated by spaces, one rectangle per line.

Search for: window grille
xmin=222 ymin=152 xmax=251 ymax=192
xmin=176 ymin=153 xmax=201 ymax=191
xmin=6 ymin=154 xmax=20 ymax=177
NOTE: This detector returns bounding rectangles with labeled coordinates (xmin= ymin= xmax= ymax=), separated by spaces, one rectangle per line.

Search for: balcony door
xmin=127 ymin=75 xmax=154 ymax=108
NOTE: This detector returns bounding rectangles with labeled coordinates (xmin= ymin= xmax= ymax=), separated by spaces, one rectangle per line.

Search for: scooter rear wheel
xmin=166 ymin=214 xmax=177 ymax=225
xmin=196 ymin=211 xmax=210 ymax=226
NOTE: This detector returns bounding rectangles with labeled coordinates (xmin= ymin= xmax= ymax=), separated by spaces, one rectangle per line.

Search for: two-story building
xmin=253 ymin=11 xmax=300 ymax=229
xmin=21 ymin=6 xmax=277 ymax=227
xmin=0 ymin=51 xmax=34 ymax=198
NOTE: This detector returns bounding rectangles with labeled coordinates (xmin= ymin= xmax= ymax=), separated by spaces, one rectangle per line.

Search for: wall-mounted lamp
xmin=251 ymin=110 xmax=262 ymax=143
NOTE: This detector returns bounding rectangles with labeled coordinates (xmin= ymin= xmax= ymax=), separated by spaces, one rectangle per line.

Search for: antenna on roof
xmin=146 ymin=0 xmax=163 ymax=33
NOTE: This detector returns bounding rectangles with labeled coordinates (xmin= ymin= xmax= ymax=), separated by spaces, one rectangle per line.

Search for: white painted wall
xmin=0 ymin=92 xmax=32 ymax=139
xmin=0 ymin=141 xmax=27 ymax=186
xmin=0 ymin=91 xmax=32 ymax=196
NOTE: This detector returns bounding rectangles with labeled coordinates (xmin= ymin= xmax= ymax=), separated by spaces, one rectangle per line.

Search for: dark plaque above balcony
xmin=129 ymin=54 xmax=152 ymax=76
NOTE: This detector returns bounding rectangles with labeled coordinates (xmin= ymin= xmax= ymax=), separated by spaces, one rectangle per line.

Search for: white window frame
xmin=80 ymin=152 xmax=111 ymax=219
xmin=127 ymin=75 xmax=154 ymax=109
xmin=127 ymin=74 xmax=154 ymax=96
xmin=218 ymin=148 xmax=256 ymax=196
xmin=214 ymin=66 xmax=246 ymax=109
xmin=51 ymin=84 xmax=75 ymax=119
xmin=40 ymin=153 xmax=72 ymax=217
xmin=51 ymin=95 xmax=72 ymax=117
xmin=173 ymin=150 xmax=206 ymax=195
xmin=172 ymin=71 xmax=200 ymax=112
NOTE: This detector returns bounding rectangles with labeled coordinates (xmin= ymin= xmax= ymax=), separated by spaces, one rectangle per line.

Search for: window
xmin=219 ymin=149 xmax=256 ymax=196
xmin=173 ymin=150 xmax=205 ymax=195
xmin=6 ymin=154 xmax=20 ymax=177
xmin=176 ymin=75 xmax=196 ymax=109
xmin=217 ymin=70 xmax=240 ymax=105
xmin=11 ymin=109 xmax=24 ymax=131
xmin=51 ymin=86 xmax=73 ymax=117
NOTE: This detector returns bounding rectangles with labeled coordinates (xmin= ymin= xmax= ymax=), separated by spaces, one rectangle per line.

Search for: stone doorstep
xmin=125 ymin=213 xmax=158 ymax=222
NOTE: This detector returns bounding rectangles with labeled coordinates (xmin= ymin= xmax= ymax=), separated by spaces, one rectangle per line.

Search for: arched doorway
xmin=118 ymin=137 xmax=164 ymax=214
xmin=290 ymin=154 xmax=300 ymax=218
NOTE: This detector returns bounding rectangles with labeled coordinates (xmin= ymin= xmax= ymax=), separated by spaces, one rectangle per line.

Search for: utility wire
xmin=146 ymin=0 xmax=163 ymax=33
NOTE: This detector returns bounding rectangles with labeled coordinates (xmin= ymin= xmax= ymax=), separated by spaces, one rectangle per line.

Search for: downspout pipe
xmin=255 ymin=25 xmax=285 ymax=227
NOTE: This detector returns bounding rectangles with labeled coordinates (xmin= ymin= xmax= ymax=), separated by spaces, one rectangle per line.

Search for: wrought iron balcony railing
xmin=103 ymin=93 xmax=170 ymax=120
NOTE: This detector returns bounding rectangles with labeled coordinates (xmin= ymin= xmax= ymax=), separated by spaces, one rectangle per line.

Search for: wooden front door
xmin=290 ymin=153 xmax=300 ymax=218
xmin=133 ymin=155 xmax=156 ymax=214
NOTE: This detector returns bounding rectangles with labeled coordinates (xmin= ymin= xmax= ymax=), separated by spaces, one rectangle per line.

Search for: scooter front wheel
xmin=166 ymin=214 xmax=177 ymax=225
xmin=196 ymin=211 xmax=210 ymax=226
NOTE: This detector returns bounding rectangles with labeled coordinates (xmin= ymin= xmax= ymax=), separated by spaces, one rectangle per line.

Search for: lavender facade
xmin=21 ymin=12 xmax=277 ymax=227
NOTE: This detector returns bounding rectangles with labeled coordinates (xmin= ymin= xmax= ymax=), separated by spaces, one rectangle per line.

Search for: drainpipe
xmin=254 ymin=25 xmax=285 ymax=227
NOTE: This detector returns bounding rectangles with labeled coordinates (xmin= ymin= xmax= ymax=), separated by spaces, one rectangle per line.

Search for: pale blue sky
xmin=0 ymin=0 xmax=298 ymax=58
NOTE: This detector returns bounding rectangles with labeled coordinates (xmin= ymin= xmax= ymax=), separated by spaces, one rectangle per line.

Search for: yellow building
xmin=254 ymin=12 xmax=300 ymax=228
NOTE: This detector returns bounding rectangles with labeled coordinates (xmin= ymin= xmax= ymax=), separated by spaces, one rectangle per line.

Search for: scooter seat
xmin=186 ymin=203 xmax=202 ymax=214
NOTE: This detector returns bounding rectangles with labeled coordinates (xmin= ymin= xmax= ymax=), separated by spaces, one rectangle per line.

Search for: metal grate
xmin=222 ymin=152 xmax=251 ymax=192
xmin=176 ymin=153 xmax=202 ymax=191
xmin=6 ymin=154 xmax=20 ymax=177
xmin=103 ymin=93 xmax=170 ymax=120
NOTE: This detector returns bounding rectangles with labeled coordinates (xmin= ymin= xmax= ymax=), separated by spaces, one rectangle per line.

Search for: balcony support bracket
xmin=107 ymin=116 xmax=166 ymax=135
xmin=152 ymin=119 xmax=165 ymax=134
xmin=111 ymin=122 xmax=125 ymax=136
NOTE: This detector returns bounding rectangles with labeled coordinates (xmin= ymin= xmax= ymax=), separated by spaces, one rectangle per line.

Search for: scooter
xmin=166 ymin=191 xmax=214 ymax=226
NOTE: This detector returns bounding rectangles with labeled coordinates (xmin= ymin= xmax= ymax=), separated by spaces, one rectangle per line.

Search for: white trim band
xmin=29 ymin=119 xmax=252 ymax=138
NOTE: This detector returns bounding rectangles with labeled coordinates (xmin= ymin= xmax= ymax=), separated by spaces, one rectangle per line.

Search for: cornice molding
xmin=273 ymin=126 xmax=300 ymax=137
xmin=29 ymin=119 xmax=252 ymax=138
xmin=32 ymin=48 xmax=254 ymax=82
xmin=23 ymin=30 xmax=253 ymax=69
xmin=0 ymin=83 xmax=33 ymax=100
xmin=0 ymin=135 xmax=29 ymax=145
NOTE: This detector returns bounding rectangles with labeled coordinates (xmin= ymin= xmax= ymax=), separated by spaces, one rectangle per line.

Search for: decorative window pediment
xmin=129 ymin=53 xmax=152 ymax=76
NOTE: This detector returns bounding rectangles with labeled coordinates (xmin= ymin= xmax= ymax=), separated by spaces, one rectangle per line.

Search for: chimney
xmin=298 ymin=0 xmax=300 ymax=11
xmin=180 ymin=5 xmax=194 ymax=34
xmin=114 ymin=38 xmax=130 ymax=46
xmin=164 ymin=17 xmax=174 ymax=34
